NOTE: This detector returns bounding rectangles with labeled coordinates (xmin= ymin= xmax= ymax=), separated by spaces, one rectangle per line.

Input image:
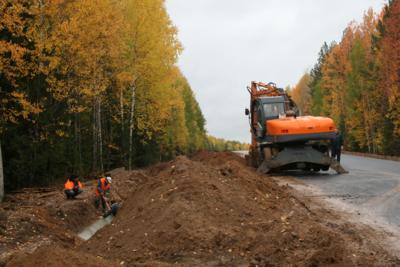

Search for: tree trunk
xmin=0 ymin=140 xmax=4 ymax=202
xmin=74 ymin=113 xmax=82 ymax=175
xmin=120 ymin=87 xmax=124 ymax=133
xmin=120 ymin=87 xmax=125 ymax=164
xmin=92 ymin=99 xmax=98 ymax=172
xmin=74 ymin=113 xmax=79 ymax=173
xmin=366 ymin=93 xmax=377 ymax=153
xmin=128 ymin=83 xmax=136 ymax=170
xmin=97 ymin=97 xmax=104 ymax=173
xmin=78 ymin=113 xmax=82 ymax=173
xmin=362 ymin=95 xmax=372 ymax=153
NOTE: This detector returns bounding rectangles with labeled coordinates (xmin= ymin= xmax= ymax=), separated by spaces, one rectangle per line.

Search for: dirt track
xmin=2 ymin=151 xmax=400 ymax=266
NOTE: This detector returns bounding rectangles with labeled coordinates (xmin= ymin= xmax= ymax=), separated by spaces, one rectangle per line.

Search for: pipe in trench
xmin=78 ymin=215 xmax=114 ymax=241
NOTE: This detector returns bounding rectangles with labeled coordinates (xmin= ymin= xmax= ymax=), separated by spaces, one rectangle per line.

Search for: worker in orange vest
xmin=64 ymin=175 xmax=83 ymax=199
xmin=94 ymin=175 xmax=112 ymax=211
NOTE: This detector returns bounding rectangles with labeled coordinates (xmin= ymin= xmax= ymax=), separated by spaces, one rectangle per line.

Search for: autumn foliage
xmin=0 ymin=0 xmax=207 ymax=189
xmin=296 ymin=1 xmax=400 ymax=156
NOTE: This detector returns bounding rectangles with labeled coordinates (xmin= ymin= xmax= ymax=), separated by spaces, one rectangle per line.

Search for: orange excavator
xmin=245 ymin=81 xmax=346 ymax=174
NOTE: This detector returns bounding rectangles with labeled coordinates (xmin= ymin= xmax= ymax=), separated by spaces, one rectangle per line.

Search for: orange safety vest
xmin=95 ymin=177 xmax=110 ymax=196
xmin=64 ymin=179 xmax=82 ymax=190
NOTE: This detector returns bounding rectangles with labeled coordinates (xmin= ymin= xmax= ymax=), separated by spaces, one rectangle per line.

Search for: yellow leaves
xmin=10 ymin=91 xmax=42 ymax=117
xmin=55 ymin=130 xmax=66 ymax=137
xmin=0 ymin=90 xmax=41 ymax=131
xmin=0 ymin=2 xmax=27 ymax=36
xmin=0 ymin=40 xmax=30 ymax=85
xmin=0 ymin=41 xmax=26 ymax=61
xmin=122 ymin=0 xmax=185 ymax=147
xmin=308 ymin=5 xmax=400 ymax=153
xmin=40 ymin=0 xmax=126 ymax=109
xmin=122 ymin=0 xmax=181 ymax=82
xmin=290 ymin=73 xmax=312 ymax=115
xmin=117 ymin=72 xmax=135 ymax=84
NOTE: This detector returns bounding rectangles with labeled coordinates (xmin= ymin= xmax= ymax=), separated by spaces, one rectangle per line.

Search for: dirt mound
xmin=192 ymin=150 xmax=246 ymax=166
xmin=6 ymin=245 xmax=119 ymax=267
xmin=108 ymin=168 xmax=151 ymax=201
xmin=83 ymin=152 xmax=399 ymax=266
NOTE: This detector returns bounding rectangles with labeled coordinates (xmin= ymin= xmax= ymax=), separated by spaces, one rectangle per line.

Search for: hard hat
xmin=106 ymin=176 xmax=112 ymax=184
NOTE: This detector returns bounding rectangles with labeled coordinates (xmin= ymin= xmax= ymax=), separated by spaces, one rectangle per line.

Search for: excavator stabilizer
xmin=330 ymin=160 xmax=349 ymax=174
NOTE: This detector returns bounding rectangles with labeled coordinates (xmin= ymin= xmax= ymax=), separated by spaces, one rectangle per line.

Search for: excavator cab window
xmin=252 ymin=102 xmax=265 ymax=138
xmin=263 ymin=103 xmax=285 ymax=118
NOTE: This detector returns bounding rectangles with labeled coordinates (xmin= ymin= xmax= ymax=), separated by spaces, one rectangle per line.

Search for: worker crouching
xmin=64 ymin=175 xmax=83 ymax=199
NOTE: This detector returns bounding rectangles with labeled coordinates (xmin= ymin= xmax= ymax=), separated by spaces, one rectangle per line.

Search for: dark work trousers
xmin=64 ymin=188 xmax=82 ymax=199
xmin=95 ymin=192 xmax=109 ymax=211
xmin=336 ymin=149 xmax=341 ymax=162
xmin=331 ymin=146 xmax=341 ymax=162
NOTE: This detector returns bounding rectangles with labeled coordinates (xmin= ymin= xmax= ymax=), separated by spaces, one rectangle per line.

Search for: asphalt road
xmin=290 ymin=154 xmax=400 ymax=226
xmin=234 ymin=151 xmax=400 ymax=226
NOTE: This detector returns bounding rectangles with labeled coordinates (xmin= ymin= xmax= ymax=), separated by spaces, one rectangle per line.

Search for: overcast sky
xmin=165 ymin=0 xmax=386 ymax=143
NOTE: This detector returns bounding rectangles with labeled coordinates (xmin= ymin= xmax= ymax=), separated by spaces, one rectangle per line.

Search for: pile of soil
xmin=81 ymin=151 xmax=400 ymax=266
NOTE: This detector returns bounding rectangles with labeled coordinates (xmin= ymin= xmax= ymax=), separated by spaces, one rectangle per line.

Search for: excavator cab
xmin=251 ymin=96 xmax=299 ymax=142
xmin=259 ymin=97 xmax=285 ymax=118
xmin=252 ymin=97 xmax=285 ymax=140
